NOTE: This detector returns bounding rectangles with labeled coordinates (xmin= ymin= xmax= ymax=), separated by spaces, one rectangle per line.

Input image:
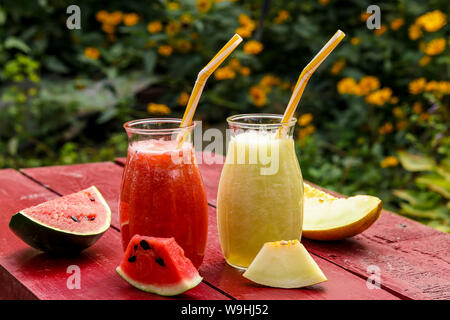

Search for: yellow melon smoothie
xmin=217 ymin=114 xmax=303 ymax=269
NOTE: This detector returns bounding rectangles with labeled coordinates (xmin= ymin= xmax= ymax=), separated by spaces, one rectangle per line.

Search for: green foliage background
xmin=0 ymin=0 xmax=449 ymax=232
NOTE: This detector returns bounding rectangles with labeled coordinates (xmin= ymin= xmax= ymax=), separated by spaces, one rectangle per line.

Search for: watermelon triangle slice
xmin=116 ymin=235 xmax=202 ymax=296
xmin=9 ymin=186 xmax=111 ymax=253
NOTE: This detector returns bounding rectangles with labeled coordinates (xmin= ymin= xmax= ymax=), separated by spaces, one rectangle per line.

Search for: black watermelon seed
xmin=140 ymin=240 xmax=151 ymax=250
xmin=89 ymin=217 xmax=95 ymax=221
xmin=89 ymin=197 xmax=95 ymax=202
xmin=71 ymin=216 xmax=80 ymax=222
xmin=155 ymin=257 xmax=165 ymax=267
xmin=128 ymin=256 xmax=136 ymax=263
xmin=133 ymin=245 xmax=138 ymax=251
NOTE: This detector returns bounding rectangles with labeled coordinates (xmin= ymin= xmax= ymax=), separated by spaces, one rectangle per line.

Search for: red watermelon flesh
xmin=9 ymin=186 xmax=111 ymax=253
xmin=20 ymin=186 xmax=110 ymax=234
xmin=116 ymin=235 xmax=202 ymax=296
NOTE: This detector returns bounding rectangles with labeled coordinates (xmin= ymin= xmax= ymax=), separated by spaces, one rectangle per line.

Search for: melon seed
xmin=140 ymin=240 xmax=151 ymax=250
xmin=71 ymin=216 xmax=80 ymax=223
xmin=89 ymin=197 xmax=95 ymax=202
xmin=155 ymin=257 xmax=165 ymax=267
xmin=133 ymin=245 xmax=138 ymax=251
xmin=128 ymin=256 xmax=136 ymax=263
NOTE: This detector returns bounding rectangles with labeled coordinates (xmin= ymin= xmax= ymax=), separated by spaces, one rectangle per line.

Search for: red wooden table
xmin=0 ymin=152 xmax=449 ymax=300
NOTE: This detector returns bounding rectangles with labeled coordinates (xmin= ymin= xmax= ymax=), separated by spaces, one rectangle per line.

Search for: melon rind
xmin=116 ymin=266 xmax=203 ymax=296
xmin=9 ymin=186 xmax=111 ymax=253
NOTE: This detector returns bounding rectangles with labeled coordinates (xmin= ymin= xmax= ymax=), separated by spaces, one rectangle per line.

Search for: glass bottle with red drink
xmin=119 ymin=118 xmax=208 ymax=268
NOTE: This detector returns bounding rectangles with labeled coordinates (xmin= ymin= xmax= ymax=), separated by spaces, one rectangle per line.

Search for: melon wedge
xmin=9 ymin=186 xmax=111 ymax=253
xmin=243 ymin=240 xmax=327 ymax=289
xmin=302 ymin=183 xmax=382 ymax=241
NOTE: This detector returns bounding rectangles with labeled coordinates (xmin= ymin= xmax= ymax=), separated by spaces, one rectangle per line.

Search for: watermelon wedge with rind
xmin=116 ymin=235 xmax=202 ymax=296
xmin=9 ymin=186 xmax=111 ymax=253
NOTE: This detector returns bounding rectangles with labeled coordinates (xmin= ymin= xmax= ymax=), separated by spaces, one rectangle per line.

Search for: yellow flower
xmin=106 ymin=11 xmax=123 ymax=25
xmin=298 ymin=113 xmax=313 ymax=126
xmin=147 ymin=21 xmax=163 ymax=33
xmin=123 ymin=13 xmax=139 ymax=26
xmin=177 ymin=92 xmax=189 ymax=106
xmin=147 ymin=103 xmax=171 ymax=115
xmin=214 ymin=66 xmax=235 ymax=80
xmin=425 ymin=80 xmax=439 ymax=92
xmin=236 ymin=14 xmax=256 ymax=38
xmin=419 ymin=112 xmax=430 ymax=122
xmin=390 ymin=18 xmax=404 ymax=30
xmin=330 ymin=59 xmax=346 ymax=75
xmin=380 ymin=156 xmax=399 ymax=168
xmin=274 ymin=10 xmax=290 ymax=24
xmin=419 ymin=55 xmax=431 ymax=66
xmin=158 ymin=45 xmax=173 ymax=56
xmin=408 ymin=24 xmax=422 ymax=40
xmin=298 ymin=125 xmax=316 ymax=141
xmin=180 ymin=14 xmax=193 ymax=26
xmin=337 ymin=77 xmax=358 ymax=95
xmin=229 ymin=58 xmax=240 ymax=69
xmin=358 ymin=76 xmax=380 ymax=95
xmin=235 ymin=26 xmax=253 ymax=38
xmin=96 ymin=10 xmax=109 ymax=22
xmin=239 ymin=66 xmax=251 ymax=76
xmin=423 ymin=38 xmax=446 ymax=56
xmin=409 ymin=78 xmax=426 ymax=94
xmin=239 ymin=14 xmax=254 ymax=27
xmin=412 ymin=102 xmax=423 ymax=114
xmin=360 ymin=12 xmax=370 ymax=22
xmin=259 ymin=74 xmax=281 ymax=89
xmin=416 ymin=10 xmax=447 ymax=32
xmin=374 ymin=24 xmax=387 ymax=36
xmin=350 ymin=37 xmax=360 ymax=45
xmin=378 ymin=122 xmax=393 ymax=135
xmin=197 ymin=0 xmax=212 ymax=13
xmin=396 ymin=120 xmax=408 ymax=131
xmin=243 ymin=40 xmax=263 ymax=55
xmin=175 ymin=39 xmax=192 ymax=53
xmin=168 ymin=2 xmax=180 ymax=10
xmin=84 ymin=47 xmax=100 ymax=60
xmin=249 ymin=85 xmax=267 ymax=107
xmin=101 ymin=23 xmax=115 ymax=34
xmin=390 ymin=96 xmax=399 ymax=104
xmin=365 ymin=88 xmax=393 ymax=106
xmin=393 ymin=107 xmax=405 ymax=118
xmin=165 ymin=21 xmax=180 ymax=36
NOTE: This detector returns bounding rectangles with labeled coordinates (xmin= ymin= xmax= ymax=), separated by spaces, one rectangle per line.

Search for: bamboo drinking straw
xmin=277 ymin=30 xmax=345 ymax=137
xmin=177 ymin=34 xmax=243 ymax=147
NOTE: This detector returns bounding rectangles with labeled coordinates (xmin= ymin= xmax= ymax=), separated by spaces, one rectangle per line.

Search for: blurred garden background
xmin=0 ymin=0 xmax=448 ymax=232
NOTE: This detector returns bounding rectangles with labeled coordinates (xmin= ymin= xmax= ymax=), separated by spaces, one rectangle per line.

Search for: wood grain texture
xmin=22 ymin=163 xmax=398 ymax=300
xmin=118 ymin=154 xmax=450 ymax=300
xmin=0 ymin=169 xmax=227 ymax=300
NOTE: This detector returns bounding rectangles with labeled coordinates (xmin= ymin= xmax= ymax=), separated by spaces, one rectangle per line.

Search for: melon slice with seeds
xmin=243 ymin=240 xmax=327 ymax=289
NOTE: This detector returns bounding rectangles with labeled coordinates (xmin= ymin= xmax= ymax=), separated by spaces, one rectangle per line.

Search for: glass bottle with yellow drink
xmin=217 ymin=114 xmax=303 ymax=269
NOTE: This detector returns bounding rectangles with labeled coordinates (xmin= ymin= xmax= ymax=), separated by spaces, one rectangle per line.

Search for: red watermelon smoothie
xmin=119 ymin=119 xmax=208 ymax=268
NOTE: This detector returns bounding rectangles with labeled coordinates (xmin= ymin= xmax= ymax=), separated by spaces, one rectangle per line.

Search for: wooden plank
xmin=118 ymin=154 xmax=450 ymax=300
xmin=200 ymin=206 xmax=398 ymax=300
xmin=24 ymin=163 xmax=398 ymax=299
xmin=0 ymin=169 xmax=227 ymax=300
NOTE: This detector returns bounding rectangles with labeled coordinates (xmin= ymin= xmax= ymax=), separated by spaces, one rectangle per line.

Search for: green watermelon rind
xmin=116 ymin=266 xmax=203 ymax=296
xmin=9 ymin=186 xmax=111 ymax=253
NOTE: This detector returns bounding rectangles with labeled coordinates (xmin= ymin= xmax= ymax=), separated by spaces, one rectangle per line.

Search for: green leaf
xmin=43 ymin=56 xmax=69 ymax=74
xmin=143 ymin=50 xmax=157 ymax=74
xmin=416 ymin=174 xmax=450 ymax=199
xmin=397 ymin=150 xmax=436 ymax=172
xmin=393 ymin=189 xmax=419 ymax=205
xmin=4 ymin=37 xmax=31 ymax=53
